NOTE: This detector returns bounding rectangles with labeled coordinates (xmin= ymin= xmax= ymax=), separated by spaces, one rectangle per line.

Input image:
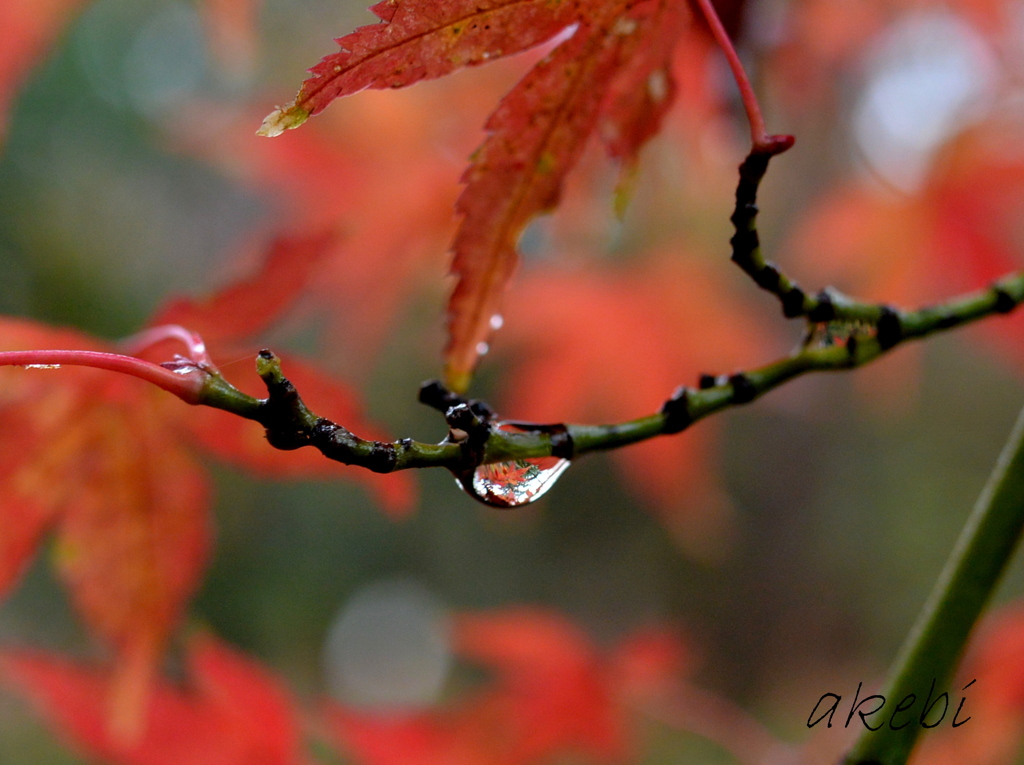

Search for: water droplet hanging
xmin=455 ymin=423 xmax=570 ymax=508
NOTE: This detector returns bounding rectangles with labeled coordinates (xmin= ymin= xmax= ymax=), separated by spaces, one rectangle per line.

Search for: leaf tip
xmin=443 ymin=365 xmax=473 ymax=396
xmin=612 ymin=162 xmax=639 ymax=220
xmin=257 ymin=102 xmax=310 ymax=137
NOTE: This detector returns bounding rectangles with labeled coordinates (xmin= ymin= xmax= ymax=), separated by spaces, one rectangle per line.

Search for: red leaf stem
xmin=690 ymin=0 xmax=792 ymax=155
xmin=0 ymin=349 xmax=208 ymax=404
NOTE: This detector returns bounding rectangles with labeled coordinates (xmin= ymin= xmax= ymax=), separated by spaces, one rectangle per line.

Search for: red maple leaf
xmin=0 ymin=318 xmax=211 ymax=740
xmin=259 ymin=0 xmax=694 ymax=392
xmin=1 ymin=633 xmax=308 ymax=765
xmin=597 ymin=0 xmax=688 ymax=173
xmin=0 ymin=234 xmax=414 ymax=736
xmin=445 ymin=8 xmax=648 ymax=393
xmin=328 ymin=705 xmax=517 ymax=765
xmin=325 ymin=608 xmax=689 ymax=765
xmin=256 ymin=0 xmax=589 ymax=136
xmin=451 ymin=608 xmax=636 ymax=763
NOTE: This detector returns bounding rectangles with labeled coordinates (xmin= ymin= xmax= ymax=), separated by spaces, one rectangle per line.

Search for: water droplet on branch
xmin=805 ymin=320 xmax=873 ymax=350
xmin=160 ymin=355 xmax=206 ymax=375
xmin=463 ymin=457 xmax=570 ymax=507
xmin=457 ymin=423 xmax=570 ymax=508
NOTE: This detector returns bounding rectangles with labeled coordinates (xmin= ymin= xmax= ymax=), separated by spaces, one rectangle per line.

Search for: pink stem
xmin=118 ymin=324 xmax=213 ymax=367
xmin=0 ymin=349 xmax=207 ymax=404
xmin=692 ymin=0 xmax=794 ymax=155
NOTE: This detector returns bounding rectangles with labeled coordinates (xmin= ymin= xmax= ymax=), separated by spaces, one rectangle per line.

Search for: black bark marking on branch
xmin=994 ymin=287 xmax=1017 ymax=313
xmin=548 ymin=425 xmax=575 ymax=460
xmin=445 ymin=403 xmax=490 ymax=471
xmin=876 ymin=307 xmax=903 ymax=350
xmin=366 ymin=441 xmax=399 ymax=473
xmin=255 ymin=349 xmax=311 ymax=450
xmin=253 ymin=349 xmax=405 ymax=472
xmin=192 ymin=145 xmax=1024 ymax=488
xmin=782 ymin=285 xmax=808 ymax=318
xmin=698 ymin=373 xmax=717 ymax=389
xmin=846 ymin=335 xmax=859 ymax=364
xmin=729 ymin=373 xmax=757 ymax=404
xmin=230 ymin=265 xmax=1024 ymax=479
xmin=660 ymin=386 xmax=693 ymax=434
xmin=419 ymin=379 xmax=495 ymax=421
xmin=807 ymin=290 xmax=836 ymax=322
xmin=730 ymin=151 xmax=808 ymax=318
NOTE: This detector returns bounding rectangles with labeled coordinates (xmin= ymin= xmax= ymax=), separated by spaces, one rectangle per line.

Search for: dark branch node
xmin=807 ymin=291 xmax=836 ymax=323
xmin=549 ymin=426 xmax=575 ymax=460
xmin=445 ymin=402 xmax=485 ymax=433
xmin=993 ymin=287 xmax=1016 ymax=314
xmin=729 ymin=149 xmax=814 ymax=320
xmin=311 ymin=419 xmax=339 ymax=441
xmin=418 ymin=379 xmax=452 ymax=408
xmin=698 ymin=373 xmax=718 ymax=390
xmin=310 ymin=420 xmax=360 ymax=466
xmin=445 ymin=403 xmax=489 ymax=470
xmin=366 ymin=441 xmax=399 ymax=473
xmin=729 ymin=373 xmax=757 ymax=404
xmin=661 ymin=386 xmax=693 ymax=434
xmin=419 ymin=379 xmax=495 ymax=421
xmin=737 ymin=152 xmax=771 ymax=191
xmin=254 ymin=350 xmax=313 ymax=449
xmin=258 ymin=366 xmax=299 ymax=410
xmin=729 ymin=203 xmax=758 ymax=229
xmin=781 ymin=286 xmax=807 ymax=318
xmin=263 ymin=422 xmax=307 ymax=451
xmin=754 ymin=263 xmax=782 ymax=292
xmin=252 ymin=351 xmax=398 ymax=470
xmin=730 ymin=227 xmax=760 ymax=256
xmin=309 ymin=417 xmax=380 ymax=469
xmin=846 ymin=335 xmax=859 ymax=364
xmin=876 ymin=307 xmax=903 ymax=350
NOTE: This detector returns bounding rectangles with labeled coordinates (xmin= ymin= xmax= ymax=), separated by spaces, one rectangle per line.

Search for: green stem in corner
xmin=845 ymin=402 xmax=1024 ymax=764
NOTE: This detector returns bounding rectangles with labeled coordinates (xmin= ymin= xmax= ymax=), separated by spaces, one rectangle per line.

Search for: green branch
xmin=727 ymin=149 xmax=1022 ymax=328
xmin=195 ymin=269 xmax=1024 ymax=482
xmin=19 ymin=147 xmax=1019 ymax=512
xmin=190 ymin=147 xmax=1024 ymax=486
xmin=199 ymin=350 xmax=462 ymax=472
xmin=843 ymin=402 xmax=1024 ymax=764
